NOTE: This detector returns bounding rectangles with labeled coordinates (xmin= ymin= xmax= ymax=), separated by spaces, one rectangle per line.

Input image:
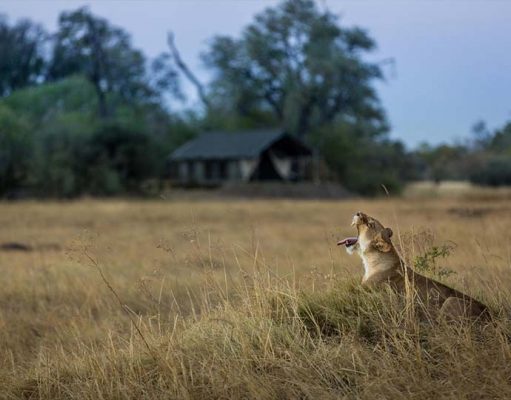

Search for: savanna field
xmin=1 ymin=185 xmax=511 ymax=399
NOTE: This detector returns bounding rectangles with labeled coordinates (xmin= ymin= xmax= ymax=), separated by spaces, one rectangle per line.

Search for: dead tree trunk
xmin=167 ymin=32 xmax=211 ymax=111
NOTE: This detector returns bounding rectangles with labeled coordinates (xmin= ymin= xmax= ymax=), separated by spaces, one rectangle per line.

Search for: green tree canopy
xmin=47 ymin=7 xmax=163 ymax=117
xmin=0 ymin=15 xmax=47 ymax=96
xmin=0 ymin=105 xmax=32 ymax=194
xmin=488 ymin=121 xmax=511 ymax=154
xmin=202 ymin=0 xmax=387 ymax=138
xmin=0 ymin=76 xmax=197 ymax=197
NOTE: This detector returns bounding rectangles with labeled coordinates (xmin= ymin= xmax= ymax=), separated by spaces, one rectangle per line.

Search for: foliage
xmin=467 ymin=121 xmax=511 ymax=186
xmin=313 ymin=123 xmax=418 ymax=195
xmin=413 ymin=243 xmax=456 ymax=279
xmin=0 ymin=15 xmax=47 ymax=97
xmin=0 ymin=77 xmax=197 ymax=197
xmin=202 ymin=0 xmax=387 ymax=139
xmin=86 ymin=123 xmax=160 ymax=194
xmin=198 ymin=0 xmax=411 ymax=195
xmin=47 ymin=7 xmax=165 ymax=117
xmin=0 ymin=105 xmax=32 ymax=195
xmin=11 ymin=1 xmax=511 ymax=197
xmin=470 ymin=156 xmax=511 ymax=187
xmin=3 ymin=74 xmax=98 ymax=120
xmin=488 ymin=121 xmax=511 ymax=154
xmin=415 ymin=119 xmax=511 ymax=187
xmin=29 ymin=118 xmax=161 ymax=197
xmin=28 ymin=110 xmax=96 ymax=197
xmin=415 ymin=143 xmax=471 ymax=183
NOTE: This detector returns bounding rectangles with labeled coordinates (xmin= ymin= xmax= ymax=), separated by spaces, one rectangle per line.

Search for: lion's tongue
xmin=337 ymin=237 xmax=358 ymax=247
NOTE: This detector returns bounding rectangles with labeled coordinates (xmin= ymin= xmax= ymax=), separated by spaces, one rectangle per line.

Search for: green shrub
xmin=314 ymin=124 xmax=417 ymax=196
xmin=0 ymin=105 xmax=32 ymax=195
xmin=413 ymin=243 xmax=456 ymax=279
xmin=470 ymin=157 xmax=511 ymax=187
xmin=0 ymin=77 xmax=200 ymax=197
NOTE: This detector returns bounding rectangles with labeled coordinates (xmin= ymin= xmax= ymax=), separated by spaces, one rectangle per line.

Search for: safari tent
xmin=167 ymin=130 xmax=312 ymax=185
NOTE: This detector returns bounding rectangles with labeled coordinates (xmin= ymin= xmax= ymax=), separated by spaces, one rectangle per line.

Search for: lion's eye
xmin=368 ymin=221 xmax=375 ymax=228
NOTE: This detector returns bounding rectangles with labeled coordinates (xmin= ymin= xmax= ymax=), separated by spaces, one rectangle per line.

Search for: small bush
xmin=413 ymin=243 xmax=457 ymax=279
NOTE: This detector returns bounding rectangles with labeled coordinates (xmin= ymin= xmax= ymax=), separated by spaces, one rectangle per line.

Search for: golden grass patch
xmin=1 ymin=196 xmax=511 ymax=398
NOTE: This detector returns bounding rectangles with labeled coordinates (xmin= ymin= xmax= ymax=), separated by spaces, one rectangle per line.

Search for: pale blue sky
xmin=1 ymin=0 xmax=510 ymax=148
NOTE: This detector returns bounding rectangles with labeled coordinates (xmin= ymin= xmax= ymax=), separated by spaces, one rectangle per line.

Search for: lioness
xmin=338 ymin=212 xmax=489 ymax=320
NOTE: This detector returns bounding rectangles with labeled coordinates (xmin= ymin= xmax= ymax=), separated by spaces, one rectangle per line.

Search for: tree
xmin=488 ymin=121 xmax=511 ymax=154
xmin=0 ymin=75 xmax=195 ymax=197
xmin=470 ymin=120 xmax=492 ymax=150
xmin=202 ymin=0 xmax=387 ymax=138
xmin=415 ymin=143 xmax=471 ymax=183
xmin=0 ymin=15 xmax=47 ymax=97
xmin=414 ymin=119 xmax=511 ymax=187
xmin=48 ymin=7 xmax=157 ymax=117
xmin=0 ymin=105 xmax=32 ymax=195
xmin=314 ymin=123 xmax=416 ymax=195
xmin=468 ymin=120 xmax=511 ymax=186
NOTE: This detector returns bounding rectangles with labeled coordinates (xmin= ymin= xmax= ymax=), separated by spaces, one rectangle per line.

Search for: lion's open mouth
xmin=337 ymin=237 xmax=358 ymax=247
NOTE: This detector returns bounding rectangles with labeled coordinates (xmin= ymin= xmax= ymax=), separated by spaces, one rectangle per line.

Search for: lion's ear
xmin=373 ymin=228 xmax=393 ymax=253
xmin=382 ymin=227 xmax=393 ymax=240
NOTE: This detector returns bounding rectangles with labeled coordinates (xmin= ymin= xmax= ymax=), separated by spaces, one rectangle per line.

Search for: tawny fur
xmin=343 ymin=212 xmax=489 ymax=321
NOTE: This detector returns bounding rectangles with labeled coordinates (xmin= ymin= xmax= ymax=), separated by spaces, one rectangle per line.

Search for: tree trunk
xmin=167 ymin=33 xmax=211 ymax=111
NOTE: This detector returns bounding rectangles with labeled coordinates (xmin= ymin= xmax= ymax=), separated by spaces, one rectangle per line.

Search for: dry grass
xmin=1 ymin=194 xmax=511 ymax=399
xmin=405 ymin=180 xmax=511 ymax=200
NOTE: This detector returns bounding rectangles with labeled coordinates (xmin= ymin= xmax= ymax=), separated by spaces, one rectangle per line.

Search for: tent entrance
xmin=250 ymin=151 xmax=283 ymax=181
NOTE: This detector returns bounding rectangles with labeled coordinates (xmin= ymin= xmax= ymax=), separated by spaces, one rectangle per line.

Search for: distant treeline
xmin=0 ymin=0 xmax=509 ymax=198
xmin=416 ymin=121 xmax=511 ymax=187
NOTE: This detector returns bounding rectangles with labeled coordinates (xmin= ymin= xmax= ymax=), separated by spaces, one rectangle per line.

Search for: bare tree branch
xmin=378 ymin=57 xmax=396 ymax=79
xmin=167 ymin=32 xmax=210 ymax=110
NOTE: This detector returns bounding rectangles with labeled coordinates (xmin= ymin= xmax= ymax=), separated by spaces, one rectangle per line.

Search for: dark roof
xmin=169 ymin=130 xmax=310 ymax=161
